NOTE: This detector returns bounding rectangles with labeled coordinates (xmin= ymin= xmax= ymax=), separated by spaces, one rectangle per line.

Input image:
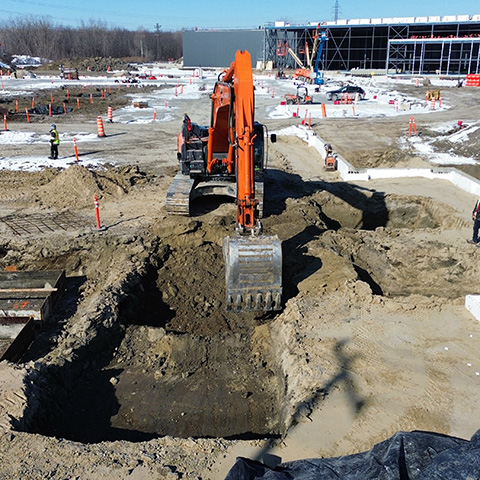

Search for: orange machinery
xmin=166 ymin=50 xmax=282 ymax=312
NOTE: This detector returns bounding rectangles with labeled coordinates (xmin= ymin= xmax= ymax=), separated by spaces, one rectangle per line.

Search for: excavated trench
xmin=9 ymin=186 xmax=465 ymax=443
xmin=17 ymin=236 xmax=286 ymax=443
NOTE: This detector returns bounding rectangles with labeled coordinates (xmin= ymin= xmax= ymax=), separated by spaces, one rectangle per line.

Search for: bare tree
xmin=0 ymin=16 xmax=183 ymax=61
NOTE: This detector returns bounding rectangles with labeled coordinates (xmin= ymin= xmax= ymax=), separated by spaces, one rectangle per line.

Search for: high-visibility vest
xmin=51 ymin=129 xmax=60 ymax=145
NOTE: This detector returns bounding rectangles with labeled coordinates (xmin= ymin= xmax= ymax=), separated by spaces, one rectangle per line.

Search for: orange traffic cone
xmin=97 ymin=116 xmax=106 ymax=137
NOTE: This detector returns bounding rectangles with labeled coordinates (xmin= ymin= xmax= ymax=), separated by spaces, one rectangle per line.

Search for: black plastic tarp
xmin=225 ymin=429 xmax=480 ymax=480
xmin=29 ymin=105 xmax=73 ymax=115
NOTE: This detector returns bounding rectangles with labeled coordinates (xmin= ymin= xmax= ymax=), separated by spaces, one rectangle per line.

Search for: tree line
xmin=0 ymin=17 xmax=183 ymax=62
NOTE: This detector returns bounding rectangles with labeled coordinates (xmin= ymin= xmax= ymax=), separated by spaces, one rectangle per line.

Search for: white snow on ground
xmin=0 ymin=130 xmax=106 ymax=171
xmin=402 ymin=136 xmax=478 ymax=165
xmin=0 ymin=156 xmax=102 ymax=172
xmin=273 ymin=126 xmax=311 ymax=142
xmin=0 ymin=63 xmax=477 ymax=170
xmin=0 ymin=131 xmax=99 ymax=145
xmin=11 ymin=55 xmax=45 ymax=67
xmin=448 ymin=125 xmax=480 ymax=143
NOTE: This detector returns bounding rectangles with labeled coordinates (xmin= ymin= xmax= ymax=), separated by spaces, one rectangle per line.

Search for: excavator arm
xmin=210 ymin=51 xmax=259 ymax=232
xmin=220 ymin=50 xmax=282 ymax=311
xmin=167 ymin=50 xmax=282 ymax=312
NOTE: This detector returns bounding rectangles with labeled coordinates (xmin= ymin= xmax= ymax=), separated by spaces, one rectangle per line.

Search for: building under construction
xmin=183 ymin=14 xmax=480 ymax=75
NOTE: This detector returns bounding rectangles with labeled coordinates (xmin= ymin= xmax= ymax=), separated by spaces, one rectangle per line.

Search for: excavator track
xmin=165 ymin=172 xmax=195 ymax=215
xmin=223 ymin=234 xmax=282 ymax=312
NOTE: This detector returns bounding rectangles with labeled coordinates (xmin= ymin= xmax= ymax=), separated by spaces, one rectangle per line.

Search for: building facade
xmin=183 ymin=15 xmax=480 ymax=75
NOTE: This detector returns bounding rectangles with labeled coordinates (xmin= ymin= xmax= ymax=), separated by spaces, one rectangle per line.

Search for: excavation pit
xmin=15 ymin=189 xmax=465 ymax=444
xmin=23 ymin=242 xmax=285 ymax=443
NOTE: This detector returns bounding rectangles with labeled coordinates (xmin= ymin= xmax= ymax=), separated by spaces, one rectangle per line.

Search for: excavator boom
xmin=221 ymin=50 xmax=282 ymax=311
xmin=167 ymin=50 xmax=282 ymax=312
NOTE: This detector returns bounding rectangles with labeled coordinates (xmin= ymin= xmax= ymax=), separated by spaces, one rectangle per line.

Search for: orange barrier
xmin=63 ymin=102 xmax=67 ymax=114
xmin=339 ymin=93 xmax=354 ymax=104
xmin=465 ymin=74 xmax=480 ymax=87
xmin=302 ymin=109 xmax=308 ymax=125
xmin=107 ymin=106 xmax=113 ymax=122
xmin=94 ymin=194 xmax=102 ymax=230
xmin=97 ymin=116 xmax=106 ymax=137
xmin=25 ymin=108 xmax=30 ymax=123
xmin=49 ymin=103 xmax=52 ymax=116
xmin=73 ymin=137 xmax=79 ymax=162
xmin=321 ymin=103 xmax=327 ymax=118
xmin=408 ymin=117 xmax=417 ymax=136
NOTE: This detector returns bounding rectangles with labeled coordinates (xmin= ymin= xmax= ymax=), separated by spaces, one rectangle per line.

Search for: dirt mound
xmin=35 ymin=164 xmax=127 ymax=209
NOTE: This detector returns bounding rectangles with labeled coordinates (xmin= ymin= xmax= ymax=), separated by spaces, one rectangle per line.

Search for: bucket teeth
xmin=255 ymin=294 xmax=263 ymax=310
xmin=265 ymin=292 xmax=273 ymax=311
xmin=273 ymin=292 xmax=282 ymax=310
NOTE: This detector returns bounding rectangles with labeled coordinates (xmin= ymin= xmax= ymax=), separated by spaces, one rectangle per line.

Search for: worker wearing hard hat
xmin=49 ymin=124 xmax=60 ymax=159
xmin=468 ymin=198 xmax=480 ymax=245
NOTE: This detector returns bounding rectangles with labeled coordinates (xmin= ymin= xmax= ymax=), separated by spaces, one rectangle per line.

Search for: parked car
xmin=326 ymin=85 xmax=365 ymax=101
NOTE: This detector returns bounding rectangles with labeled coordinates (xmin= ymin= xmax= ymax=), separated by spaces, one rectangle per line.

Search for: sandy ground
xmin=0 ymin=71 xmax=480 ymax=479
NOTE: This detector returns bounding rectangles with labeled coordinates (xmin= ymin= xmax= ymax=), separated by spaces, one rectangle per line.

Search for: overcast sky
xmin=1 ymin=0 xmax=479 ymax=31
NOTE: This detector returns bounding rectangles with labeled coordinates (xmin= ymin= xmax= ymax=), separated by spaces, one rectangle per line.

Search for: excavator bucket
xmin=223 ymin=234 xmax=282 ymax=312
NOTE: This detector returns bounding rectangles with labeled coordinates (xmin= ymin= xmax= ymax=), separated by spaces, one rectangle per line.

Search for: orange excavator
xmin=166 ymin=50 xmax=282 ymax=312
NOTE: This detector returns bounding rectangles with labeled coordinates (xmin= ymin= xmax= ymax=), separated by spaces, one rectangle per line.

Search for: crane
xmin=293 ymin=28 xmax=328 ymax=85
xmin=312 ymin=29 xmax=328 ymax=85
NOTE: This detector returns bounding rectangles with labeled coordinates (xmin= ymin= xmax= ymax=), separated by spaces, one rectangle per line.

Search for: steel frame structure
xmin=387 ymin=38 xmax=480 ymax=74
xmin=263 ymin=19 xmax=480 ymax=74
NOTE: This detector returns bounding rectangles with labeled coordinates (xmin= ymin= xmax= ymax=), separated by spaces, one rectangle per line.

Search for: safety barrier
xmin=465 ymin=74 xmax=480 ymax=87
